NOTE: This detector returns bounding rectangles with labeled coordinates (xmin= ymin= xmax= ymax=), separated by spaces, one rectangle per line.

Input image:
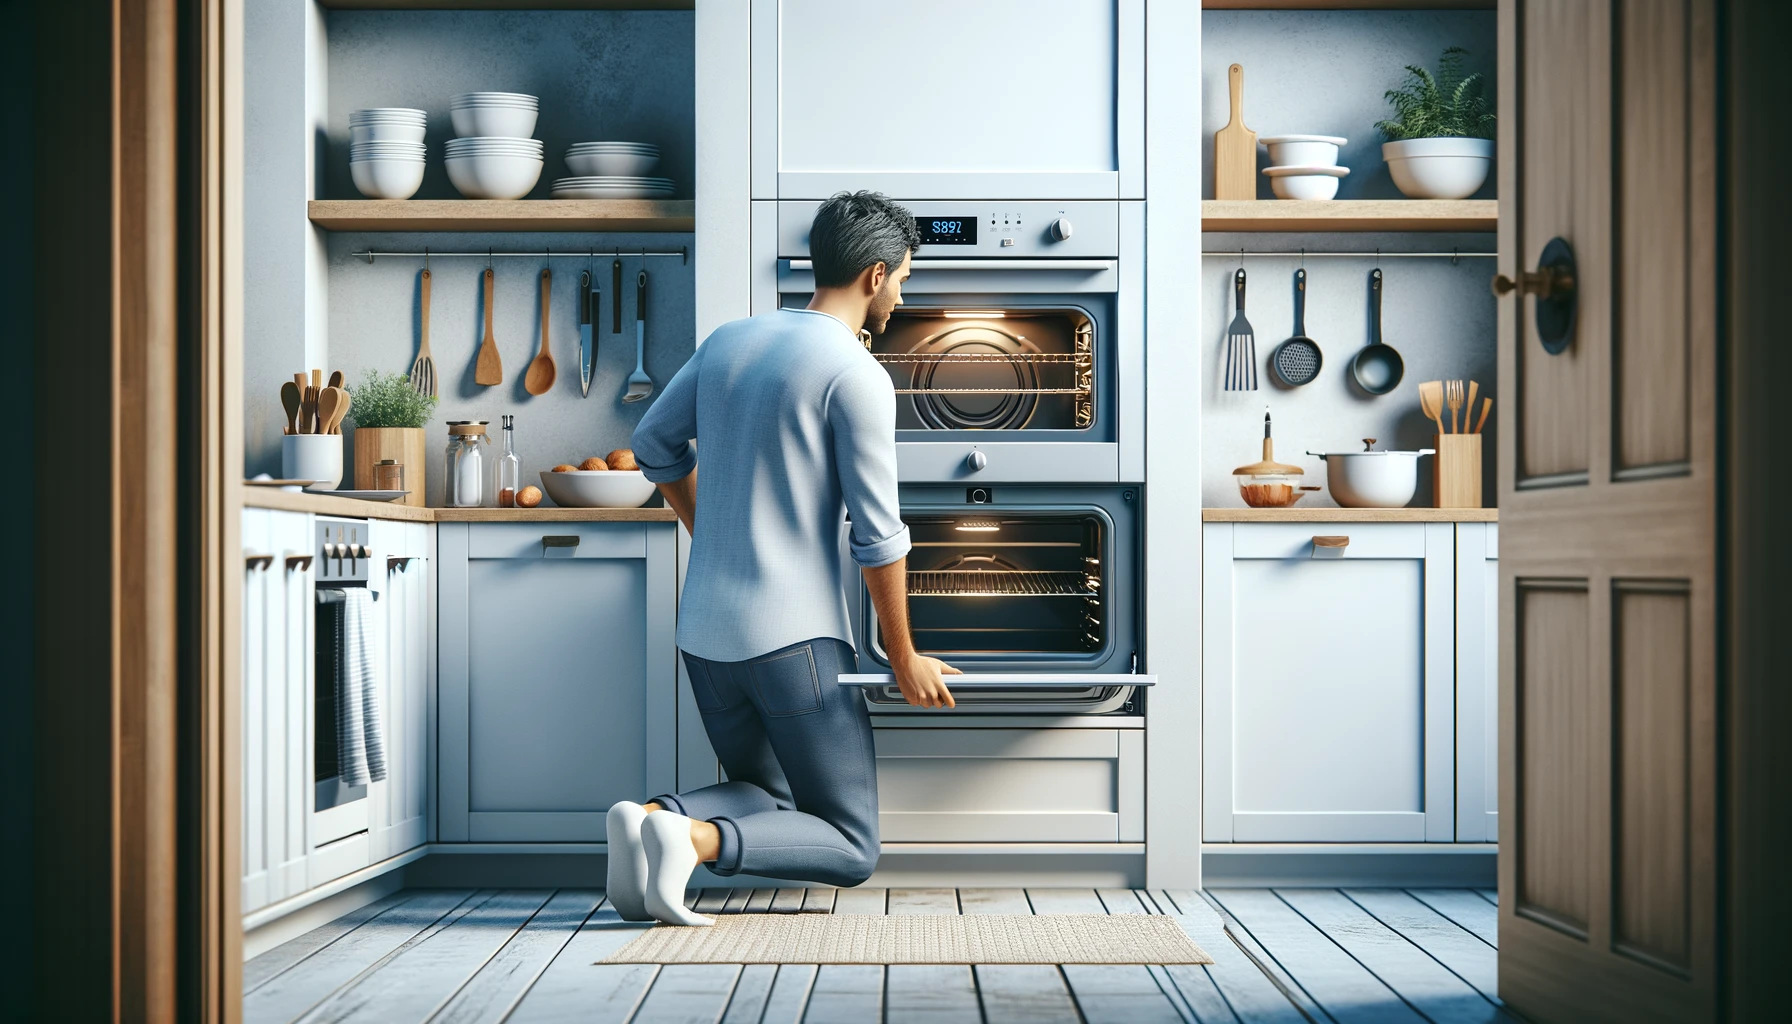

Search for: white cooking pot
xmin=1307 ymin=439 xmax=1435 ymax=508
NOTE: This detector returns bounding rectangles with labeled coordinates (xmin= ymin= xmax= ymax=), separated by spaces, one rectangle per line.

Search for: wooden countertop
xmin=242 ymin=488 xmax=676 ymax=522
xmin=1203 ymin=507 xmax=1498 ymax=523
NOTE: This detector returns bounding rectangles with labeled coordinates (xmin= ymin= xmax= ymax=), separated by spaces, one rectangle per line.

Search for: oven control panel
xmin=778 ymin=200 xmax=1119 ymax=259
xmin=316 ymin=517 xmax=370 ymax=583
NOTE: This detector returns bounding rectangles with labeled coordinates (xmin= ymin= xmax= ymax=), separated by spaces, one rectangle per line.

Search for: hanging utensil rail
xmin=350 ymin=246 xmax=689 ymax=265
xmin=1200 ymin=250 xmax=1495 ymax=259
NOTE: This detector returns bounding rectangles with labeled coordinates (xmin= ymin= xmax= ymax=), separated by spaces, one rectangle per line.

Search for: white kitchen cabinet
xmin=1202 ymin=522 xmax=1456 ymax=843
xmin=873 ymin=726 xmax=1144 ymax=843
xmin=437 ymin=521 xmax=679 ymax=843
xmin=1455 ymin=522 xmax=1499 ymax=842
xmin=367 ymin=520 xmax=433 ymax=860
xmin=240 ymin=508 xmax=314 ymax=913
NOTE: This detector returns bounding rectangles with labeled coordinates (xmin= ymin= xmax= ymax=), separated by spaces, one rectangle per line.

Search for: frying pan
xmin=1350 ymin=268 xmax=1405 ymax=395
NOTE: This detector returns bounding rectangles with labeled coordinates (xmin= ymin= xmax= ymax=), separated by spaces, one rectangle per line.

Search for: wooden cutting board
xmin=1214 ymin=63 xmax=1257 ymax=201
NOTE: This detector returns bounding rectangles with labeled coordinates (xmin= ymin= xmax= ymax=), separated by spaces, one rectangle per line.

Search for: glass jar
xmin=497 ymin=415 xmax=522 ymax=508
xmin=443 ymin=421 xmax=492 ymax=507
xmin=372 ymin=459 xmax=404 ymax=492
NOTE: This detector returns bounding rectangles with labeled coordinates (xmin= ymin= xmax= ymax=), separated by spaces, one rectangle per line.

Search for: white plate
xmin=1262 ymin=164 xmax=1351 ymax=178
xmin=1259 ymin=134 xmax=1348 ymax=145
xmin=551 ymin=188 xmax=675 ymax=199
xmin=314 ymin=490 xmax=411 ymax=502
xmin=566 ymin=143 xmax=658 ymax=152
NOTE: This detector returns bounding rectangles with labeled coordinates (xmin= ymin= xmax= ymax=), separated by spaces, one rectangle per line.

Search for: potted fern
xmin=1377 ymin=47 xmax=1495 ymax=200
xmin=346 ymin=369 xmax=437 ymax=507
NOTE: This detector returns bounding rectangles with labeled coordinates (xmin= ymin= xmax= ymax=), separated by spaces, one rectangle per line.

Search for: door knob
xmin=965 ymin=450 xmax=988 ymax=471
xmin=1492 ymin=236 xmax=1578 ymax=354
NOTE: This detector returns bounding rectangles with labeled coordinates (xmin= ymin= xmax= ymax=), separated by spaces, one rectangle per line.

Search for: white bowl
xmin=565 ymin=151 xmax=660 ymax=176
xmin=350 ymin=121 xmax=427 ymax=144
xmin=538 ymin=469 xmax=656 ymax=508
xmin=350 ymin=141 xmax=426 ymax=155
xmin=350 ymin=157 xmax=426 ymax=199
xmin=351 ymin=106 xmax=426 ymax=120
xmin=567 ymin=141 xmax=658 ymax=152
xmin=445 ymin=136 xmax=542 ymax=150
xmin=449 ymin=105 xmax=538 ymax=140
xmin=1263 ymin=164 xmax=1349 ymax=200
xmin=445 ymin=153 xmax=542 ymax=199
xmin=452 ymin=91 xmax=538 ymax=106
xmin=1260 ymin=134 xmax=1346 ymax=168
xmin=1383 ymin=137 xmax=1494 ymax=200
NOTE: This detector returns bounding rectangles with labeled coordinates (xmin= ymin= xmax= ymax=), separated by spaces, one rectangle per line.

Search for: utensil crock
xmin=283 ymin=433 xmax=342 ymax=491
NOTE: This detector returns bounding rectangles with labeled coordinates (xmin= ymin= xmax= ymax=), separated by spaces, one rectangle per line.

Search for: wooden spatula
xmin=475 ymin=267 xmax=503 ymax=386
xmin=524 ymin=268 xmax=557 ymax=395
xmin=1213 ymin=63 xmax=1257 ymax=201
xmin=1419 ymin=380 xmax=1447 ymax=435
xmin=410 ymin=268 xmax=436 ymax=397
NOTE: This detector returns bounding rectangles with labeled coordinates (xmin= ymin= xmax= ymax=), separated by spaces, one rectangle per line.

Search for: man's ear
xmin=864 ymin=261 xmax=888 ymax=296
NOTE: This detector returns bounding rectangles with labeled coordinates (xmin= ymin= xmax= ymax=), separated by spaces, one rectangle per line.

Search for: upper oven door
xmin=759 ymin=0 xmax=1144 ymax=200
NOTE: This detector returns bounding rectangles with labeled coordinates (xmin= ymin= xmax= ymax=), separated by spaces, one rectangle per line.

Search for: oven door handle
xmin=837 ymin=673 xmax=1154 ymax=688
xmin=783 ymin=259 xmax=1116 ymax=273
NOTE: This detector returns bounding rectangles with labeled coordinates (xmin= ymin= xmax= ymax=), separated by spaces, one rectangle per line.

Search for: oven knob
xmin=1049 ymin=217 xmax=1074 ymax=242
xmin=966 ymin=450 xmax=988 ymax=472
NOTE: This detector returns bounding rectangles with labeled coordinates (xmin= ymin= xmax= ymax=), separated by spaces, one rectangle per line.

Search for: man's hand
xmin=892 ymin=652 xmax=961 ymax=709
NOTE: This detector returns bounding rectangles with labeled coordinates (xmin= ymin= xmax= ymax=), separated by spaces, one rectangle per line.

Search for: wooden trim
xmin=317 ymin=0 xmax=695 ymax=8
xmin=1202 ymin=507 xmax=1498 ymax=522
xmin=1201 ymin=199 xmax=1498 ymax=232
xmin=1203 ymin=1 xmax=1492 ymax=8
xmin=306 ymin=199 xmax=695 ymax=233
xmin=240 ymin=488 xmax=677 ymax=521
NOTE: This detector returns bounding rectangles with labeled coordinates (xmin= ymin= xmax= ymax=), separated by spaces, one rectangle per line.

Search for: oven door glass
xmin=875 ymin=308 xmax=1094 ymax=433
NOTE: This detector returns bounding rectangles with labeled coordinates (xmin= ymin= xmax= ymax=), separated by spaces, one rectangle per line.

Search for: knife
xmin=578 ymin=270 xmax=595 ymax=397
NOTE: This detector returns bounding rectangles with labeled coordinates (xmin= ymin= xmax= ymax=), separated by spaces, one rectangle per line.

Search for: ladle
xmin=1350 ymin=268 xmax=1405 ymax=395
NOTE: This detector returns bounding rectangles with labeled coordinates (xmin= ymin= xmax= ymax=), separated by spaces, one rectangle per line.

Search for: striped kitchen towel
xmin=337 ymin=587 xmax=387 ymax=785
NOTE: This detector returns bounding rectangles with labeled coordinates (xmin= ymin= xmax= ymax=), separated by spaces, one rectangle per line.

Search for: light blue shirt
xmin=632 ymin=307 xmax=910 ymax=662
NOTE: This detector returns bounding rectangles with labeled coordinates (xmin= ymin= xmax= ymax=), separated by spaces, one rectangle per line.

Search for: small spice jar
xmin=372 ymin=459 xmax=404 ymax=492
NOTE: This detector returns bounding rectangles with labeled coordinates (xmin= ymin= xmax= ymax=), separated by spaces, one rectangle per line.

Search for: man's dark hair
xmin=808 ymin=191 xmax=920 ymax=288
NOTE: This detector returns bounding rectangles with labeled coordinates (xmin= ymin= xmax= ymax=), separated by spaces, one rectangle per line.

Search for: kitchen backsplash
xmin=1200 ymin=233 xmax=1497 ymax=507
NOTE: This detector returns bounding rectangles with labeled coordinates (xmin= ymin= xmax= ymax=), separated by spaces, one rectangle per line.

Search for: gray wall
xmin=1202 ymin=10 xmax=1496 ymax=200
xmin=324 ymin=9 xmax=694 ymax=201
xmin=1200 ymin=234 xmax=1497 ymax=507
xmin=326 ymin=233 xmax=695 ymax=506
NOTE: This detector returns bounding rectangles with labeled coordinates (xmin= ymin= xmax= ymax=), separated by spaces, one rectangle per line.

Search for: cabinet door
xmin=368 ymin=520 xmax=430 ymax=860
xmin=1202 ymin=522 xmax=1455 ymax=843
xmin=438 ymin=522 xmax=678 ymax=842
xmin=242 ymin=509 xmax=314 ymax=913
xmin=1455 ymin=522 xmax=1499 ymax=843
xmin=241 ymin=510 xmax=272 ymax=912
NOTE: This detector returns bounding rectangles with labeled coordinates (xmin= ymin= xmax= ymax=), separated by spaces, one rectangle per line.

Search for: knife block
xmin=352 ymin=426 xmax=427 ymax=506
xmin=1433 ymin=434 xmax=1483 ymax=508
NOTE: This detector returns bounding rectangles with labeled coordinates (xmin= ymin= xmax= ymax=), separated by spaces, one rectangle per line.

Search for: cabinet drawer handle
xmin=245 ymin=552 xmax=274 ymax=571
xmin=1312 ymin=535 xmax=1350 ymax=559
xmin=388 ymin=555 xmax=415 ymax=572
xmin=285 ymin=554 xmax=314 ymax=573
xmin=542 ymin=535 xmax=581 ymax=548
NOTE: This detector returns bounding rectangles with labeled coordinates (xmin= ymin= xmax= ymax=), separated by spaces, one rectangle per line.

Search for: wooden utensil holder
xmin=1433 ymin=434 xmax=1483 ymax=508
xmin=353 ymin=426 xmax=426 ymax=506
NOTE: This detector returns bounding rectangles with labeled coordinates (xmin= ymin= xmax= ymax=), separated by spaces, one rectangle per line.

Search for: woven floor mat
xmin=597 ymin=913 xmax=1213 ymax=965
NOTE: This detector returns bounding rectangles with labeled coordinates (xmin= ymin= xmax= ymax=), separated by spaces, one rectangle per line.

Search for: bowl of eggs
xmin=538 ymin=449 xmax=655 ymax=508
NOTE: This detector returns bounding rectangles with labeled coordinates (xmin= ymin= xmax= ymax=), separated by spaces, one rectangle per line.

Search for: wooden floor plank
xmin=694 ymin=889 xmax=730 ymax=914
xmin=1097 ymin=889 xmax=1150 ymax=915
xmin=756 ymin=964 xmax=818 ymax=1024
xmin=1061 ymin=964 xmax=1186 ymax=1024
xmin=958 ymin=888 xmax=1032 ymax=915
xmin=1147 ymin=963 xmax=1202 ymax=1022
xmin=244 ymin=891 xmax=425 ymax=994
xmin=629 ymin=964 xmax=744 ymax=1024
xmin=1278 ymin=889 xmax=1512 ymax=1024
xmin=1164 ymin=893 xmax=1314 ymax=1024
xmin=885 ymin=964 xmax=983 ymax=1023
xmin=801 ymin=887 xmax=838 ymax=914
xmin=431 ymin=889 xmax=602 ymax=1024
xmin=718 ymin=963 xmax=779 ymax=1024
xmin=831 ymin=887 xmax=888 ymax=915
xmin=1210 ymin=889 xmax=1421 ymax=1024
xmin=1344 ymin=889 xmax=1500 ymax=1002
xmin=745 ymin=888 xmax=776 ymax=913
xmin=295 ymin=890 xmax=552 ymax=1023
xmin=1165 ymin=965 xmax=1244 ymax=1024
xmin=504 ymin=901 xmax=658 ymax=1024
xmin=888 ymin=888 xmax=960 ymax=915
xmin=1407 ymin=890 xmax=1499 ymax=948
xmin=1474 ymin=889 xmax=1499 ymax=907
xmin=244 ymin=890 xmax=486 ymax=1024
xmin=801 ymin=965 xmax=884 ymax=1023
xmin=771 ymin=888 xmax=807 ymax=913
xmin=1026 ymin=889 xmax=1106 ymax=914
xmin=974 ymin=965 xmax=1082 ymax=1024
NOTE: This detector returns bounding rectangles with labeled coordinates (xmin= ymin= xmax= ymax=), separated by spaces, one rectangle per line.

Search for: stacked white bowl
xmin=553 ymin=142 xmax=672 ymax=199
xmin=1259 ymin=135 xmax=1350 ymax=200
xmin=445 ymin=93 xmax=542 ymax=200
xmin=349 ymin=108 xmax=427 ymax=199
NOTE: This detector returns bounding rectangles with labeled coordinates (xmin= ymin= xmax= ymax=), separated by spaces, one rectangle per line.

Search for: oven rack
xmin=873 ymin=352 xmax=1086 ymax=363
xmin=909 ymin=569 xmax=1099 ymax=597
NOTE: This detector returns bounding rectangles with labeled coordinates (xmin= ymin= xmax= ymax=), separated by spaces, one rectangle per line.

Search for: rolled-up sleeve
xmin=828 ymin=364 xmax=910 ymax=567
xmin=631 ymin=346 xmax=701 ymax=484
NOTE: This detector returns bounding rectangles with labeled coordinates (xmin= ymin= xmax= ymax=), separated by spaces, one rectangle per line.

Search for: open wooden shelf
xmin=1203 ymin=1 xmax=1492 ymax=9
xmin=316 ymin=1 xmax=692 ymax=9
xmin=306 ymin=199 xmax=694 ymax=233
xmin=1204 ymin=507 xmax=1497 ymax=522
xmin=1202 ymin=199 xmax=1496 ymax=233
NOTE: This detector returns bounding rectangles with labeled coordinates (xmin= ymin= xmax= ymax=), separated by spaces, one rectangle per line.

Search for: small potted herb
xmin=346 ymin=370 xmax=437 ymax=506
xmin=1376 ymin=47 xmax=1495 ymax=200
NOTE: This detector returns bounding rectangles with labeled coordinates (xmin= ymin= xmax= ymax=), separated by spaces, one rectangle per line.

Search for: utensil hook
xmin=423 ymin=247 xmax=430 ymax=273
xmin=487 ymin=248 xmax=493 ymax=271
xmin=1299 ymin=247 xmax=1305 ymax=270
xmin=1450 ymin=246 xmax=1460 ymax=266
xmin=1239 ymin=248 xmax=1246 ymax=270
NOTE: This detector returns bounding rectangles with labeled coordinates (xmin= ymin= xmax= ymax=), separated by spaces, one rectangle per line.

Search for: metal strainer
xmin=1271 ymin=268 xmax=1324 ymax=387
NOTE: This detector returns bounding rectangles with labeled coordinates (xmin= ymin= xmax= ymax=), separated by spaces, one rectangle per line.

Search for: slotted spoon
xmin=1225 ymin=267 xmax=1258 ymax=391
xmin=622 ymin=268 xmax=654 ymax=403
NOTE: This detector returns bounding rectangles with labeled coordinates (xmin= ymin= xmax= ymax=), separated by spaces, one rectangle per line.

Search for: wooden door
xmin=1497 ymin=1 xmax=1717 ymax=1021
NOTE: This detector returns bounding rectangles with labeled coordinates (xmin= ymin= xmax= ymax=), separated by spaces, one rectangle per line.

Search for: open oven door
xmin=840 ymin=673 xmax=1154 ymax=690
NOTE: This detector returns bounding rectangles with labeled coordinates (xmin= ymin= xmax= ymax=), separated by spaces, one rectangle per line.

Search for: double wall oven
xmin=767 ymin=199 xmax=1153 ymax=715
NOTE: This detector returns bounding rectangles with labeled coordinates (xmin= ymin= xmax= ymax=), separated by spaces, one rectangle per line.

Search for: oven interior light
xmin=942 ymin=310 xmax=1007 ymax=319
xmin=955 ymin=521 xmax=1001 ymax=532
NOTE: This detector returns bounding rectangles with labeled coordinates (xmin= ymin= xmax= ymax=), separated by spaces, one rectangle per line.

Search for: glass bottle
xmin=497 ymin=415 xmax=522 ymax=508
xmin=443 ymin=421 xmax=491 ymax=507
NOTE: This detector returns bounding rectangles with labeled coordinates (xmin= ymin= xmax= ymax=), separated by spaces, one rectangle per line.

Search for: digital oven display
xmin=916 ymin=217 xmax=978 ymax=245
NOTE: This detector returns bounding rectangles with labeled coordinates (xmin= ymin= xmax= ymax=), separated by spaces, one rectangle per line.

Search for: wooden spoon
xmin=524 ymin=268 xmax=557 ymax=395
xmin=280 ymin=381 xmax=301 ymax=435
xmin=475 ymin=268 xmax=503 ymax=386
xmin=327 ymin=369 xmax=344 ymax=390
xmin=1418 ymin=380 xmax=1447 ymax=436
xmin=316 ymin=387 xmax=345 ymax=436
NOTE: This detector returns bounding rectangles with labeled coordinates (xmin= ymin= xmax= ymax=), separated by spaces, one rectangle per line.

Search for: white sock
xmin=640 ymin=811 xmax=713 ymax=927
xmin=605 ymin=801 xmax=651 ymax=922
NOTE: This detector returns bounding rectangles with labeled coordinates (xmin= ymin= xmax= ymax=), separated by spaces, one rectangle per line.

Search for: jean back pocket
xmin=683 ymin=654 xmax=731 ymax=714
xmin=747 ymin=644 xmax=823 ymax=717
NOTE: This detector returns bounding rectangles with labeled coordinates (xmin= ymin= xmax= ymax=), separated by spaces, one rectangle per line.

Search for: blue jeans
xmin=651 ymin=637 xmax=880 ymax=887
